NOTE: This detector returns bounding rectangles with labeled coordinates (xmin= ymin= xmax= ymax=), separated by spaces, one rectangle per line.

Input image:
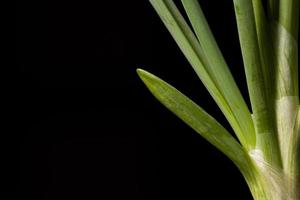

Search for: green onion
xmin=137 ymin=1 xmax=299 ymax=199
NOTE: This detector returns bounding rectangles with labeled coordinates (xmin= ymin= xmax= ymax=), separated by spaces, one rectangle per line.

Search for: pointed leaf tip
xmin=136 ymin=68 xmax=157 ymax=87
xmin=136 ymin=68 xmax=147 ymax=79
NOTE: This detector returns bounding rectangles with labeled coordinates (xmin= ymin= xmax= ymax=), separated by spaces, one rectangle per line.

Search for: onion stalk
xmin=137 ymin=0 xmax=299 ymax=199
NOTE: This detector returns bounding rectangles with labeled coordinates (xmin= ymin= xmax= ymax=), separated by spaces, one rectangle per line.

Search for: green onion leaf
xmin=279 ymin=0 xmax=299 ymax=40
xmin=149 ymin=0 xmax=255 ymax=150
xmin=137 ymin=68 xmax=270 ymax=199
xmin=233 ymin=0 xmax=281 ymax=167
xmin=180 ymin=0 xmax=255 ymax=151
xmin=137 ymin=68 xmax=247 ymax=166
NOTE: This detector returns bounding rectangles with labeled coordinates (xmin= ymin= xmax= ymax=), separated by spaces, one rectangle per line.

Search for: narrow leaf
xmin=137 ymin=68 xmax=270 ymax=198
xmin=137 ymin=68 xmax=247 ymax=166
xmin=180 ymin=0 xmax=255 ymax=150
xmin=252 ymin=0 xmax=274 ymax=100
xmin=279 ymin=0 xmax=299 ymax=40
xmin=149 ymin=0 xmax=255 ymax=150
xmin=233 ymin=0 xmax=281 ymax=167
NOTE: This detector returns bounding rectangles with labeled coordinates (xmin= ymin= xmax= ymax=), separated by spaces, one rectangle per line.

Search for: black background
xmin=16 ymin=0 xmax=253 ymax=199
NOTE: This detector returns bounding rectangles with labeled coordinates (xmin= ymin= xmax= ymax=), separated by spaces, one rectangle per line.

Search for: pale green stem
xmin=279 ymin=0 xmax=299 ymax=41
xmin=232 ymin=0 xmax=281 ymax=168
xmin=286 ymin=106 xmax=300 ymax=199
xmin=279 ymin=105 xmax=299 ymax=199
xmin=275 ymin=0 xmax=299 ymax=180
xmin=277 ymin=0 xmax=298 ymax=99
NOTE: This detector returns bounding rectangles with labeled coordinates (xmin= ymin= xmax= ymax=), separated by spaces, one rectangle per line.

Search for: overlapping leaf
xmin=149 ymin=0 xmax=255 ymax=150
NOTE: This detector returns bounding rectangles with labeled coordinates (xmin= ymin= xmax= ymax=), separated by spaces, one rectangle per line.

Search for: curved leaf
xmin=150 ymin=0 xmax=255 ymax=150
xmin=137 ymin=68 xmax=247 ymax=166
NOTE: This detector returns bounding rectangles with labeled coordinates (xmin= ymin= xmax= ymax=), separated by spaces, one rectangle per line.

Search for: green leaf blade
xmin=233 ymin=0 xmax=282 ymax=168
xmin=137 ymin=68 xmax=271 ymax=199
xmin=279 ymin=0 xmax=299 ymax=41
xmin=149 ymin=0 xmax=255 ymax=150
xmin=137 ymin=68 xmax=246 ymax=165
xmin=180 ymin=0 xmax=256 ymax=151
xmin=252 ymin=0 xmax=274 ymax=100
